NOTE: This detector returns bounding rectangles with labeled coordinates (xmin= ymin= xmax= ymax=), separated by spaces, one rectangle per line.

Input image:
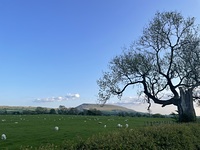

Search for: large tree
xmin=97 ymin=11 xmax=200 ymax=122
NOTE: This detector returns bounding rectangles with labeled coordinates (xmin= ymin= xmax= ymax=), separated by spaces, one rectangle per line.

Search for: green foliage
xmin=70 ymin=124 xmax=200 ymax=150
xmin=152 ymin=113 xmax=165 ymax=118
xmin=49 ymin=109 xmax=57 ymax=114
xmin=35 ymin=107 xmax=48 ymax=114
xmin=97 ymin=11 xmax=200 ymax=123
xmin=86 ymin=108 xmax=102 ymax=116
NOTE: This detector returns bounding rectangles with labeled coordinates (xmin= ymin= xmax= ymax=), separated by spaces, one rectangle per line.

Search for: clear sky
xmin=0 ymin=0 xmax=200 ymax=114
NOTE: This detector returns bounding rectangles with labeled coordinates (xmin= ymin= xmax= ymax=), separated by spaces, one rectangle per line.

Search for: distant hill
xmin=75 ymin=103 xmax=142 ymax=115
xmin=0 ymin=106 xmax=36 ymax=111
xmin=0 ymin=104 xmax=147 ymax=116
xmin=76 ymin=103 xmax=135 ymax=111
xmin=0 ymin=106 xmax=51 ymax=114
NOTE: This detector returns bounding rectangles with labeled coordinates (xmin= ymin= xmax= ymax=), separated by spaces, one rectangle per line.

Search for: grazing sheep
xmin=104 ymin=125 xmax=106 ymax=128
xmin=54 ymin=126 xmax=59 ymax=131
xmin=1 ymin=134 xmax=6 ymax=140
xmin=125 ymin=124 xmax=129 ymax=128
xmin=117 ymin=124 xmax=122 ymax=128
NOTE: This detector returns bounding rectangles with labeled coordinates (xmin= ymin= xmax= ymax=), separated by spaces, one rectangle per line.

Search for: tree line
xmin=0 ymin=105 xmax=167 ymax=118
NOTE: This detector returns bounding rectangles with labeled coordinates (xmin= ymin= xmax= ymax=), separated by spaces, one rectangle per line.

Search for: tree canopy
xmin=97 ymin=11 xmax=200 ymax=122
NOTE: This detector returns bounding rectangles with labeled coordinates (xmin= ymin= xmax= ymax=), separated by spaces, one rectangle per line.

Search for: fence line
xmin=144 ymin=120 xmax=176 ymax=126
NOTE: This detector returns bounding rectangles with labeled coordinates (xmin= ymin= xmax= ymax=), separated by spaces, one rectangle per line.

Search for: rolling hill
xmin=0 ymin=103 xmax=146 ymax=115
xmin=75 ymin=103 xmax=142 ymax=115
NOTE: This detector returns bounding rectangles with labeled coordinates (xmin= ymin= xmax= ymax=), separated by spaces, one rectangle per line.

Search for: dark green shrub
xmin=70 ymin=124 xmax=200 ymax=150
xmin=21 ymin=123 xmax=200 ymax=150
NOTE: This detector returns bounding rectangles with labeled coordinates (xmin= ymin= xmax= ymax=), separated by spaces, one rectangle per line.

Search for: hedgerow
xmin=21 ymin=123 xmax=200 ymax=150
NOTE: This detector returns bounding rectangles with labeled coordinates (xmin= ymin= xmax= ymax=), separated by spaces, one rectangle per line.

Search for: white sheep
xmin=104 ymin=125 xmax=106 ymax=128
xmin=54 ymin=126 xmax=59 ymax=131
xmin=1 ymin=134 xmax=6 ymax=140
xmin=125 ymin=124 xmax=129 ymax=128
xmin=117 ymin=124 xmax=122 ymax=128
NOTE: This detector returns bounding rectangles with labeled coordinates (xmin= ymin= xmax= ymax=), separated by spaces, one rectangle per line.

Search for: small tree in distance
xmin=97 ymin=11 xmax=200 ymax=122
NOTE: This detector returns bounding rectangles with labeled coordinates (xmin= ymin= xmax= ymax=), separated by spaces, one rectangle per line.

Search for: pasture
xmin=0 ymin=115 xmax=173 ymax=149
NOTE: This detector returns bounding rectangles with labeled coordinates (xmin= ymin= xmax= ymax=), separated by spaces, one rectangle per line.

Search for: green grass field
xmin=0 ymin=115 xmax=173 ymax=149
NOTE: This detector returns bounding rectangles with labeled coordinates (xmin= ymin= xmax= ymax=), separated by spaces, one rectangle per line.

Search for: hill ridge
xmin=75 ymin=103 xmax=137 ymax=113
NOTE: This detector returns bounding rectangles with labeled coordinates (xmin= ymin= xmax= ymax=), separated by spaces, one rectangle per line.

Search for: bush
xmin=22 ymin=123 xmax=200 ymax=150
xmin=69 ymin=123 xmax=200 ymax=150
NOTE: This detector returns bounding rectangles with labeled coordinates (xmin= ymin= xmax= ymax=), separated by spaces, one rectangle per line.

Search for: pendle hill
xmin=0 ymin=103 xmax=148 ymax=116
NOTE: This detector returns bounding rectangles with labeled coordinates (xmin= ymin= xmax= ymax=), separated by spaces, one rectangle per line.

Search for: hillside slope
xmin=75 ymin=103 xmax=139 ymax=115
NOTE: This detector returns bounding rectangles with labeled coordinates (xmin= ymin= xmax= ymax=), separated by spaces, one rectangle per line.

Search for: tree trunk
xmin=178 ymin=87 xmax=196 ymax=122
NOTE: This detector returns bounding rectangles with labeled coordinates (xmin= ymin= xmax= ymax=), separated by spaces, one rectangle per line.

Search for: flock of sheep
xmin=98 ymin=119 xmax=129 ymax=129
xmin=1 ymin=123 xmax=129 ymax=141
xmin=98 ymin=118 xmax=129 ymax=129
xmin=54 ymin=122 xmax=129 ymax=131
xmin=1 ymin=117 xmax=130 ymax=141
xmin=1 ymin=126 xmax=59 ymax=141
xmin=117 ymin=123 xmax=129 ymax=128
xmin=102 ymin=123 xmax=129 ymax=128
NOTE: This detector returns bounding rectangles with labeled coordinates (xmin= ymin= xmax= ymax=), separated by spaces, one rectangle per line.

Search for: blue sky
xmin=0 ymin=0 xmax=200 ymax=114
